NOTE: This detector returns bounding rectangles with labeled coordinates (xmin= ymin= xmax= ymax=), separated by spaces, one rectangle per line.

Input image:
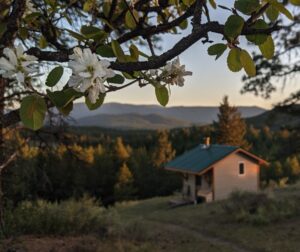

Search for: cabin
xmin=165 ymin=139 xmax=267 ymax=203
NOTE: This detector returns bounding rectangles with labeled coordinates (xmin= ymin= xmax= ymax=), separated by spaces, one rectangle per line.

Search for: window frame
xmin=238 ymin=162 xmax=245 ymax=176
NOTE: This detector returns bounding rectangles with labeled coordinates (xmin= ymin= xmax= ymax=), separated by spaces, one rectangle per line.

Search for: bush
xmin=4 ymin=196 xmax=120 ymax=236
xmin=118 ymin=219 xmax=150 ymax=242
xmin=222 ymin=191 xmax=300 ymax=225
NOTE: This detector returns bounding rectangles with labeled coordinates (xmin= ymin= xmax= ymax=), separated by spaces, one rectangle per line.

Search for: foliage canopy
xmin=0 ymin=0 xmax=299 ymax=130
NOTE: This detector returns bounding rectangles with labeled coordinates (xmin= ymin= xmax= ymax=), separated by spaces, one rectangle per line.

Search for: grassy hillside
xmin=2 ymin=184 xmax=300 ymax=252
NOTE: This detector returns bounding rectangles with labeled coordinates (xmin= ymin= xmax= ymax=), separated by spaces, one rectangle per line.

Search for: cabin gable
xmin=213 ymin=152 xmax=259 ymax=201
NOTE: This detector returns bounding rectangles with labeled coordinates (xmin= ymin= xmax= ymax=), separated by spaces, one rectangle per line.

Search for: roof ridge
xmin=165 ymin=144 xmax=239 ymax=173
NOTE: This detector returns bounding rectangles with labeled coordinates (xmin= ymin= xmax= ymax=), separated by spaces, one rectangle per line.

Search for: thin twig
xmin=123 ymin=0 xmax=139 ymax=25
xmin=106 ymin=78 xmax=141 ymax=92
xmin=0 ymin=152 xmax=17 ymax=172
xmin=146 ymin=37 xmax=155 ymax=56
xmin=246 ymin=3 xmax=270 ymax=25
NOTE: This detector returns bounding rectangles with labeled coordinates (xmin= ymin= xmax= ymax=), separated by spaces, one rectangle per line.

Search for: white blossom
xmin=163 ymin=57 xmax=192 ymax=86
xmin=68 ymin=47 xmax=115 ymax=103
xmin=145 ymin=58 xmax=192 ymax=88
xmin=0 ymin=44 xmax=37 ymax=85
xmin=149 ymin=69 xmax=158 ymax=76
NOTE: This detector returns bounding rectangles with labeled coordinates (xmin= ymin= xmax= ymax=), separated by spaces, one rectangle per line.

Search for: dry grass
xmin=1 ymin=184 xmax=300 ymax=252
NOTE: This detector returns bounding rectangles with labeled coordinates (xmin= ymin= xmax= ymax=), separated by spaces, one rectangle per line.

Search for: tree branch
xmin=192 ymin=0 xmax=205 ymax=31
xmin=0 ymin=0 xmax=26 ymax=48
xmin=2 ymin=16 xmax=281 ymax=129
xmin=117 ymin=4 xmax=196 ymax=44
xmin=106 ymin=79 xmax=141 ymax=92
xmin=0 ymin=152 xmax=17 ymax=173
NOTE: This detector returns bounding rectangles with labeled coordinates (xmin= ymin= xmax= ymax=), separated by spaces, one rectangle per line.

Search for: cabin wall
xmin=213 ymin=153 xmax=259 ymax=201
xmin=183 ymin=174 xmax=196 ymax=201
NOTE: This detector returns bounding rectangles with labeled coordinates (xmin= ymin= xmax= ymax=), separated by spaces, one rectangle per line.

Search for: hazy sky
xmin=105 ymin=1 xmax=298 ymax=109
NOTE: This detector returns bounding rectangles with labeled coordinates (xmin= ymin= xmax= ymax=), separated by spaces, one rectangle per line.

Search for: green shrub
xmin=4 ymin=196 xmax=119 ymax=236
xmin=222 ymin=191 xmax=300 ymax=225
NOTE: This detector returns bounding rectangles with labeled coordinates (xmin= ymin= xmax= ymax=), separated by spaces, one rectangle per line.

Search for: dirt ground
xmin=0 ymin=235 xmax=105 ymax=252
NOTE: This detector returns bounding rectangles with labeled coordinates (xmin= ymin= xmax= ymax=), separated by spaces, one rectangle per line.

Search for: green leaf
xmin=20 ymin=95 xmax=47 ymax=130
xmin=240 ymin=49 xmax=256 ymax=77
xmin=59 ymin=101 xmax=73 ymax=116
xmin=259 ymin=35 xmax=275 ymax=59
xmin=46 ymin=66 xmax=64 ymax=87
xmin=103 ymin=1 xmax=111 ymax=17
xmin=100 ymin=18 xmax=115 ymax=30
xmin=81 ymin=25 xmax=107 ymax=41
xmin=266 ymin=5 xmax=279 ymax=22
xmin=24 ymin=12 xmax=40 ymax=22
xmin=246 ymin=19 xmax=268 ymax=45
xmin=47 ymin=88 xmax=82 ymax=108
xmin=124 ymin=55 xmax=135 ymax=62
xmin=209 ymin=0 xmax=217 ymax=9
xmin=122 ymin=72 xmax=134 ymax=79
xmin=268 ymin=0 xmax=294 ymax=20
xmin=182 ymin=0 xmax=195 ymax=6
xmin=83 ymin=0 xmax=95 ymax=12
xmin=111 ymin=40 xmax=126 ymax=62
xmin=44 ymin=0 xmax=56 ymax=8
xmin=234 ymin=0 xmax=260 ymax=15
xmin=0 ymin=23 xmax=7 ymax=39
xmin=290 ymin=0 xmax=300 ymax=6
xmin=129 ymin=44 xmax=139 ymax=61
xmin=96 ymin=45 xmax=115 ymax=57
xmin=224 ymin=15 xmax=244 ymax=40
xmin=107 ymin=74 xmax=125 ymax=84
xmin=125 ymin=10 xmax=139 ymax=29
xmin=207 ymin=43 xmax=227 ymax=60
xmin=227 ymin=48 xmax=243 ymax=72
xmin=155 ymin=86 xmax=169 ymax=107
xmin=179 ymin=19 xmax=188 ymax=30
xmin=138 ymin=50 xmax=150 ymax=59
xmin=65 ymin=29 xmax=86 ymax=41
xmin=85 ymin=93 xmax=106 ymax=110
xmin=19 ymin=27 xmax=28 ymax=40
xmin=81 ymin=25 xmax=100 ymax=35
xmin=39 ymin=36 xmax=48 ymax=49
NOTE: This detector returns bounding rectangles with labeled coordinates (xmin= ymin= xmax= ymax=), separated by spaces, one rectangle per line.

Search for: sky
xmin=104 ymin=1 xmax=298 ymax=109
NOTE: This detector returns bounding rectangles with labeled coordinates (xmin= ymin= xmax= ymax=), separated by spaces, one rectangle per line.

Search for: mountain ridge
xmin=75 ymin=113 xmax=194 ymax=129
xmin=69 ymin=102 xmax=267 ymax=129
xmin=246 ymin=106 xmax=300 ymax=130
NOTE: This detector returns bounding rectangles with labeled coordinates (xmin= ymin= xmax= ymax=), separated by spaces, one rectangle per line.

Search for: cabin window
xmin=239 ymin=162 xmax=245 ymax=175
xmin=196 ymin=176 xmax=202 ymax=186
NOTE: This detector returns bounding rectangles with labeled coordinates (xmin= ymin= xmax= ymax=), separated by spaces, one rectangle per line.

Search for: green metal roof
xmin=165 ymin=144 xmax=239 ymax=173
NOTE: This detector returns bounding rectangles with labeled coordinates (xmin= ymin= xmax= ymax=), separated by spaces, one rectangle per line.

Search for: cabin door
xmin=196 ymin=169 xmax=213 ymax=202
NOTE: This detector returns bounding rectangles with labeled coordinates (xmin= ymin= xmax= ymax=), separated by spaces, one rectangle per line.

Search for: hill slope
xmin=75 ymin=113 xmax=193 ymax=129
xmin=247 ymin=106 xmax=300 ymax=130
xmin=70 ymin=102 xmax=266 ymax=129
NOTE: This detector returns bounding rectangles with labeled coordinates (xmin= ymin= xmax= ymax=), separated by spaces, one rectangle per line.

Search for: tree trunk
xmin=0 ymin=77 xmax=7 ymax=237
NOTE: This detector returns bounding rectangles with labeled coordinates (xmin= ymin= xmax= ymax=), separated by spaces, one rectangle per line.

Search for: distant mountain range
xmin=246 ymin=106 xmax=300 ymax=130
xmin=70 ymin=102 xmax=266 ymax=129
xmin=76 ymin=113 xmax=191 ymax=130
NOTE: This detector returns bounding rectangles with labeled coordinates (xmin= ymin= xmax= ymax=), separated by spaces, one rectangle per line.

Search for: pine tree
xmin=284 ymin=156 xmax=300 ymax=183
xmin=152 ymin=130 xmax=176 ymax=168
xmin=114 ymin=137 xmax=130 ymax=160
xmin=114 ymin=162 xmax=135 ymax=201
xmin=215 ymin=96 xmax=249 ymax=149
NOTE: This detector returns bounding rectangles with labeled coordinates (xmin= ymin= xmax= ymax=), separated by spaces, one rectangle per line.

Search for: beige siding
xmin=183 ymin=174 xmax=196 ymax=201
xmin=214 ymin=152 xmax=259 ymax=200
